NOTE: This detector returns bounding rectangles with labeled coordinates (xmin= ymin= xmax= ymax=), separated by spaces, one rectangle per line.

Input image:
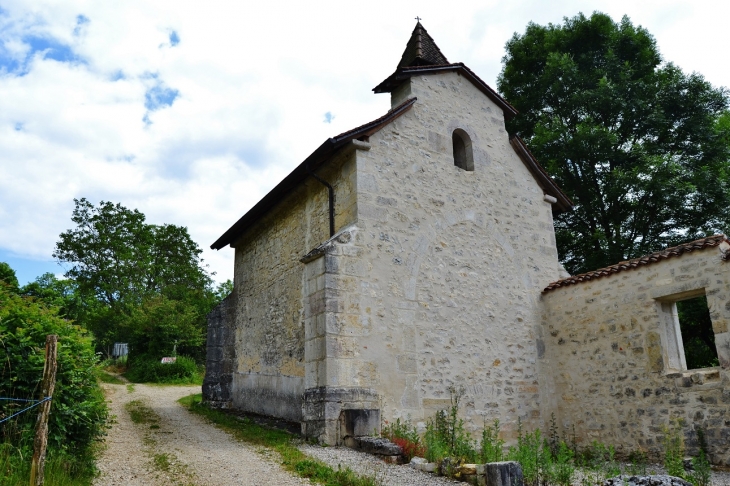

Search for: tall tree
xmin=53 ymin=198 xmax=214 ymax=356
xmin=498 ymin=13 xmax=730 ymax=274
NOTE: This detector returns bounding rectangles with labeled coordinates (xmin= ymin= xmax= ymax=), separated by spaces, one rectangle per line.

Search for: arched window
xmin=452 ymin=129 xmax=474 ymax=171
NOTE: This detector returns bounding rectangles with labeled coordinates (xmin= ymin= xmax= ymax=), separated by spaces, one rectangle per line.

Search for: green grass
xmin=125 ymin=399 xmax=159 ymax=426
xmin=178 ymin=394 xmax=380 ymax=486
xmin=95 ymin=369 xmax=126 ymax=385
xmin=0 ymin=441 xmax=97 ymax=486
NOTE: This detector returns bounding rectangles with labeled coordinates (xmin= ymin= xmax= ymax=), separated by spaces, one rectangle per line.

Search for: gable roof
xmin=398 ymin=22 xmax=449 ymax=68
xmin=509 ymin=135 xmax=572 ymax=214
xmin=373 ymin=63 xmax=519 ymax=121
xmin=374 ymin=22 xmax=518 ymax=121
xmin=543 ymin=235 xmax=730 ymax=292
xmin=210 ymin=97 xmax=417 ymax=250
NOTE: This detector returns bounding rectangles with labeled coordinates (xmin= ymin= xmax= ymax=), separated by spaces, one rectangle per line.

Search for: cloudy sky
xmin=1 ymin=0 xmax=728 ymax=285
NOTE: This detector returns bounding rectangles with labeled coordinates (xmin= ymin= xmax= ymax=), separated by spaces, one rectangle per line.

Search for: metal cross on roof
xmin=415 ymin=16 xmax=421 ymax=22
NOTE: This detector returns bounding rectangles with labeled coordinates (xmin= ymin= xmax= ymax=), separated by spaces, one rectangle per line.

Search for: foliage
xmin=215 ymin=279 xmax=234 ymax=301
xmin=662 ymin=422 xmax=686 ymax=478
xmin=480 ymin=419 xmax=505 ymax=463
xmin=382 ymin=417 xmax=425 ymax=461
xmin=52 ymin=198 xmax=218 ymax=361
xmin=0 ymin=262 xmax=19 ymax=292
xmin=124 ymin=355 xmax=202 ymax=384
xmin=21 ymin=272 xmax=82 ymax=322
xmin=423 ymin=387 xmax=478 ymax=464
xmin=121 ymin=295 xmax=205 ymax=359
xmin=689 ymin=449 xmax=712 ymax=486
xmin=0 ymin=282 xmax=107 ymax=481
xmin=576 ymin=440 xmax=622 ymax=482
xmin=544 ymin=441 xmax=575 ymax=486
xmin=506 ymin=421 xmax=545 ymax=486
xmin=0 ymin=442 xmax=96 ymax=486
xmin=676 ymin=296 xmax=719 ymax=369
xmin=499 ymin=12 xmax=730 ymax=274
xmin=179 ymin=394 xmax=380 ymax=486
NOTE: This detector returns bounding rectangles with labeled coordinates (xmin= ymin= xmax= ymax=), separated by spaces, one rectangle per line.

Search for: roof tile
xmin=543 ymin=235 xmax=730 ymax=292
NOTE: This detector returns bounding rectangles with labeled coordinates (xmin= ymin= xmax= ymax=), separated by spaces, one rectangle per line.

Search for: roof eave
xmin=210 ymin=97 xmax=418 ymax=250
xmin=372 ymin=63 xmax=519 ymax=121
xmin=509 ymin=135 xmax=573 ymax=214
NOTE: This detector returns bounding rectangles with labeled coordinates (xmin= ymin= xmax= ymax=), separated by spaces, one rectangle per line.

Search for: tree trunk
xmin=29 ymin=335 xmax=58 ymax=486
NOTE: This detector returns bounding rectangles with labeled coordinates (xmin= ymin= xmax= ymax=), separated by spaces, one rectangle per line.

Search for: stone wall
xmin=202 ymin=293 xmax=235 ymax=408
xmin=217 ymin=146 xmax=360 ymax=422
xmin=541 ymin=246 xmax=730 ymax=466
xmin=301 ymin=71 xmax=566 ymax=442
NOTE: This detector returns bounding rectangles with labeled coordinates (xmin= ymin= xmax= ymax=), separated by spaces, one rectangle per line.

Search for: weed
xmin=382 ymin=417 xmax=425 ymax=460
xmin=127 ymin=383 xmax=136 ymax=393
xmin=626 ymin=449 xmax=648 ymax=476
xmin=480 ymin=419 xmax=504 ymax=463
xmin=154 ymin=452 xmax=172 ymax=471
xmin=688 ymin=427 xmax=712 ymax=486
xmin=506 ymin=420 xmax=544 ymax=486
xmin=662 ymin=421 xmax=685 ymax=478
xmin=125 ymin=399 xmax=159 ymax=425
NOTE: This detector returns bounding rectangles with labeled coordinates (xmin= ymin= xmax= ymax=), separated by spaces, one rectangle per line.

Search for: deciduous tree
xmin=498 ymin=13 xmax=730 ymax=274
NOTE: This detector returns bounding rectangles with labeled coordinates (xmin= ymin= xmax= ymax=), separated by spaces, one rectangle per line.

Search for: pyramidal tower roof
xmin=397 ymin=21 xmax=449 ymax=68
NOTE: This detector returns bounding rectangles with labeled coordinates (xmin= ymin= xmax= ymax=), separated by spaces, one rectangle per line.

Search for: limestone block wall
xmin=218 ymin=148 xmax=358 ymax=422
xmin=541 ymin=247 xmax=730 ymax=466
xmin=315 ymin=72 xmax=566 ymax=442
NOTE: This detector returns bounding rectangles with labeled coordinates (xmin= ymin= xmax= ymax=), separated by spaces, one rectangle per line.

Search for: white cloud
xmin=0 ymin=0 xmax=728 ymax=284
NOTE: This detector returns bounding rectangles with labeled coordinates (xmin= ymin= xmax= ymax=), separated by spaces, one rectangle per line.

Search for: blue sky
xmin=0 ymin=0 xmax=728 ymax=285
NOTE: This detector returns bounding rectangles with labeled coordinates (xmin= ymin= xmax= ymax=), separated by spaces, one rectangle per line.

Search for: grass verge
xmin=96 ymin=369 xmax=126 ymax=385
xmin=178 ymin=393 xmax=380 ymax=486
xmin=0 ymin=441 xmax=97 ymax=486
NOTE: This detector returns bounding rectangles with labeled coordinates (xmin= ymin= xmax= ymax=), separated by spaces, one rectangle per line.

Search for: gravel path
xmin=299 ymin=445 xmax=462 ymax=486
xmin=94 ymin=382 xmax=310 ymax=486
xmin=93 ymin=380 xmax=730 ymax=485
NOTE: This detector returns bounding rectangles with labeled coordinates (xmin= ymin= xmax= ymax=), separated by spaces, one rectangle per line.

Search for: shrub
xmin=382 ymin=417 xmax=425 ymax=460
xmin=423 ymin=387 xmax=478 ymax=466
xmin=0 ymin=283 xmax=108 ymax=481
xmin=662 ymin=421 xmax=686 ymax=478
xmin=480 ymin=419 xmax=505 ymax=463
xmin=124 ymin=354 xmax=201 ymax=384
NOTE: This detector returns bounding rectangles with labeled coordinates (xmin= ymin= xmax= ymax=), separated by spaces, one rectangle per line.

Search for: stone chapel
xmin=204 ymin=23 xmax=730 ymax=466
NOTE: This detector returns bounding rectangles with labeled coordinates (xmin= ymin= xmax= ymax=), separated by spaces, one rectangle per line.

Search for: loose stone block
xmin=485 ymin=461 xmax=523 ymax=486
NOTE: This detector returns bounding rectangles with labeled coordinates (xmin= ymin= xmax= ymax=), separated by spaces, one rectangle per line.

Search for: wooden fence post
xmin=29 ymin=334 xmax=58 ymax=486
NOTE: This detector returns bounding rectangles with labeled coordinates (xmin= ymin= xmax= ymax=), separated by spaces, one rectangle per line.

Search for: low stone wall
xmin=541 ymin=245 xmax=730 ymax=466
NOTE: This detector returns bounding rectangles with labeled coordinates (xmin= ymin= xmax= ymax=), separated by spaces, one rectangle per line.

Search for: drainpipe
xmin=306 ymin=163 xmax=335 ymax=237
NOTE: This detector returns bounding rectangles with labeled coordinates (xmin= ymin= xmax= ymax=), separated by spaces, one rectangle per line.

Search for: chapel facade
xmin=204 ymin=23 xmax=730 ymax=466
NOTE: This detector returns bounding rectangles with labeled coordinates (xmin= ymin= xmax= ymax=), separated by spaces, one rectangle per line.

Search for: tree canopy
xmin=498 ymin=12 xmax=730 ymax=274
xmin=53 ymin=198 xmax=217 ymax=358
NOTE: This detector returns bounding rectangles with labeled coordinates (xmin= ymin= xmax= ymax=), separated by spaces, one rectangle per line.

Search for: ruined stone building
xmin=204 ymin=23 xmax=730 ymax=465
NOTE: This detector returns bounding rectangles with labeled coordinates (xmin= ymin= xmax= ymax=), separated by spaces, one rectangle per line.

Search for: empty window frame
xmin=658 ymin=290 xmax=719 ymax=371
xmin=452 ymin=129 xmax=474 ymax=171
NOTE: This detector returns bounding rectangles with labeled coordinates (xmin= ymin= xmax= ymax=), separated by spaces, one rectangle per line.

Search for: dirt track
xmin=93 ymin=382 xmax=310 ymax=486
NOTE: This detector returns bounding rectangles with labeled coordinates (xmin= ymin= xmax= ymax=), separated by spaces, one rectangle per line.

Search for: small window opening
xmin=677 ymin=295 xmax=719 ymax=369
xmin=452 ymin=129 xmax=474 ymax=171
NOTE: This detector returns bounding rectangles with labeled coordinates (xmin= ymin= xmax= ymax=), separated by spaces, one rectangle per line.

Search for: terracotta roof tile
xmin=543 ymin=235 xmax=730 ymax=292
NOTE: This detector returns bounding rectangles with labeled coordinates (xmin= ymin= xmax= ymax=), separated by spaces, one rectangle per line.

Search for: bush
xmin=124 ymin=354 xmax=201 ymax=384
xmin=423 ymin=387 xmax=478 ymax=465
xmin=382 ymin=417 xmax=425 ymax=460
xmin=0 ymin=283 xmax=108 ymax=481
